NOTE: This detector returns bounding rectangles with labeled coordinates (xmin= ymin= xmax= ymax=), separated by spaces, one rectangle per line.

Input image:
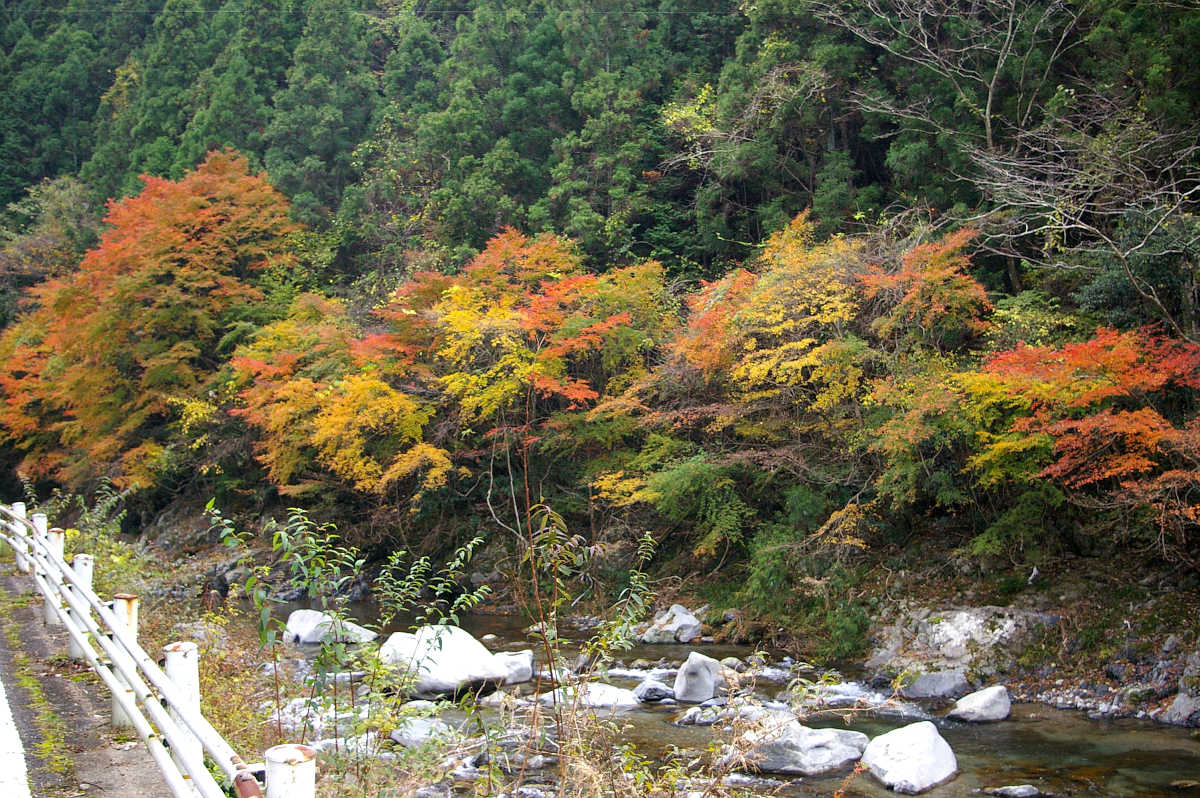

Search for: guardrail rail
xmin=0 ymin=501 xmax=318 ymax=798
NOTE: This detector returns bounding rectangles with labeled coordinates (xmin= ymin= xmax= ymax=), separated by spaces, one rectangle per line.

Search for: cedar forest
xmin=1 ymin=0 xmax=1198 ymax=653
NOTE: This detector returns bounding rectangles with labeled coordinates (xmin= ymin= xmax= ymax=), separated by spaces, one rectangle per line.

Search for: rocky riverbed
xmin=228 ymin=601 xmax=1200 ymax=797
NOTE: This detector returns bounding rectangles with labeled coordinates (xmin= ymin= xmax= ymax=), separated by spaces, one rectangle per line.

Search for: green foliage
xmin=644 ymin=455 xmax=753 ymax=557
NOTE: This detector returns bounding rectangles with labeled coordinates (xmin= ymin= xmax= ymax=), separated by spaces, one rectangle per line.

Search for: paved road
xmin=0 ymin=659 xmax=32 ymax=797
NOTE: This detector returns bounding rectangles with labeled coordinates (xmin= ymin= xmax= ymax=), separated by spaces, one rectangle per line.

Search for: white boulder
xmin=390 ymin=716 xmax=454 ymax=747
xmin=862 ymin=721 xmax=957 ymax=794
xmin=674 ymin=651 xmax=721 ymax=703
xmin=900 ymin=668 xmax=970 ymax=699
xmin=538 ymin=682 xmax=639 ymax=709
xmin=633 ymin=678 xmax=675 ymax=702
xmin=734 ymin=719 xmax=868 ymax=776
xmin=947 ymin=685 xmax=1011 ymax=722
xmin=641 ymin=604 xmax=702 ymax=643
xmin=379 ymin=625 xmax=509 ymax=698
xmin=284 ymin=609 xmax=377 ymax=645
xmin=494 ymin=650 xmax=535 ymax=685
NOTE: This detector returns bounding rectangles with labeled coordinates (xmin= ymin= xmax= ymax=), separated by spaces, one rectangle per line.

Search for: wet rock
xmin=538 ymin=682 xmax=639 ymax=709
xmin=495 ymin=649 xmax=535 ymax=684
xmin=633 ymin=678 xmax=675 ymax=702
xmin=1162 ymin=649 xmax=1200 ymax=727
xmin=480 ymin=633 xmax=500 ymax=646
xmin=171 ymin=619 xmax=229 ymax=652
xmin=861 ymin=721 xmax=957 ymax=795
xmin=414 ymin=785 xmax=451 ymax=798
xmin=272 ymin=585 xmax=306 ymax=602
xmin=676 ymin=700 xmax=791 ymax=728
xmin=276 ymin=696 xmax=369 ymax=737
xmin=721 ymin=656 xmax=747 ymax=673
xmin=868 ymin=606 xmax=1056 ymax=681
xmin=947 ymin=685 xmax=1011 ymax=722
xmin=470 ymin=570 xmax=500 ymax=586
xmin=311 ymin=732 xmax=381 ymax=757
xmin=984 ymin=786 xmax=1041 ymax=797
xmin=731 ymin=719 xmax=868 ymax=776
xmin=284 ymin=609 xmax=377 ymax=645
xmin=674 ymin=651 xmax=722 ymax=703
xmin=1162 ymin=694 xmax=1200 ymax=726
xmin=899 ymin=668 xmax=970 ymax=699
xmin=789 ymin=681 xmax=929 ymax=721
xmin=390 ymin=717 xmax=454 ymax=747
xmin=642 ymin=604 xmax=702 ymax=643
xmin=379 ymin=625 xmax=509 ymax=698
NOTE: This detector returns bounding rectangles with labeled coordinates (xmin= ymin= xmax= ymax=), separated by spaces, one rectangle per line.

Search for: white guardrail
xmin=0 ymin=502 xmax=317 ymax=798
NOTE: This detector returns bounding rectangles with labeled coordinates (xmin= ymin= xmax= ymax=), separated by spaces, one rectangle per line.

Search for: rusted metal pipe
xmin=233 ymin=771 xmax=266 ymax=798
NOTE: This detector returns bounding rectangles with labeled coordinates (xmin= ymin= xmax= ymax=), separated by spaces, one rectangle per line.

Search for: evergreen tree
xmin=264 ymin=0 xmax=380 ymax=226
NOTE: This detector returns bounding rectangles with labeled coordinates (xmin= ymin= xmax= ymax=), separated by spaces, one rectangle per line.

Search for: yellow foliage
xmin=590 ymin=469 xmax=655 ymax=508
xmin=379 ymin=441 xmax=456 ymax=508
xmin=310 ymin=374 xmax=431 ymax=492
xmin=726 ymin=213 xmax=862 ymax=402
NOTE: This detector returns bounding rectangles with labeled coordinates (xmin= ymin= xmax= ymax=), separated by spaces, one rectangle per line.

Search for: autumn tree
xmin=0 ymin=150 xmax=298 ymax=488
xmin=229 ymin=293 xmax=453 ymax=511
xmin=369 ymin=227 xmax=676 ymax=531
xmin=979 ymin=327 xmax=1200 ymax=566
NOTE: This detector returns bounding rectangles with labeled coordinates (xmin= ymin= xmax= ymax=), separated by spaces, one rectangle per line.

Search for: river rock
xmin=984 ymin=787 xmax=1041 ymax=797
xmin=641 ymin=604 xmax=702 ymax=643
xmin=633 ymin=678 xmax=675 ymax=702
xmin=733 ymin=720 xmax=868 ymax=776
xmin=861 ymin=721 xmax=957 ymax=794
xmin=391 ymin=716 xmax=454 ymax=747
xmin=947 ymin=685 xmax=1011 ymax=722
xmin=538 ymin=682 xmax=639 ymax=709
xmin=284 ymin=609 xmax=377 ymax=645
xmin=868 ymin=606 xmax=1056 ymax=681
xmin=379 ymin=625 xmax=509 ymax=698
xmin=1161 ymin=649 xmax=1200 ymax=727
xmin=494 ymin=650 xmax=535 ymax=684
xmin=900 ymin=668 xmax=970 ymax=699
xmin=674 ymin=651 xmax=721 ymax=703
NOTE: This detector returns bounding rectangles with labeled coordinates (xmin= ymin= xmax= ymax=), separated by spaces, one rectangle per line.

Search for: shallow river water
xmin=271 ymin=603 xmax=1200 ymax=797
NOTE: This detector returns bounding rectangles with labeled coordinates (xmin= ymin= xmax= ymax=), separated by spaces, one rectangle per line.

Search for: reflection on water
xmin=260 ymin=600 xmax=1200 ymax=797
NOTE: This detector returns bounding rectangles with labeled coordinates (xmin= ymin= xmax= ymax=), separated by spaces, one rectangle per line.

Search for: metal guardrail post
xmin=265 ymin=744 xmax=316 ymax=798
xmin=163 ymin=642 xmax=204 ymax=782
xmin=111 ymin=593 xmax=140 ymax=729
xmin=10 ymin=501 xmax=29 ymax=572
xmin=67 ymin=554 xmax=95 ymax=660
xmin=43 ymin=527 xmax=65 ymax=626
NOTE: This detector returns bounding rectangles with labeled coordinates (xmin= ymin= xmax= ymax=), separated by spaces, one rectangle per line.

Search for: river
xmin=264 ymin=601 xmax=1200 ymax=797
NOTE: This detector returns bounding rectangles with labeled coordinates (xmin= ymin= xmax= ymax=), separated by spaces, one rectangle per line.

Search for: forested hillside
xmin=1 ymin=0 xmax=1198 ymax=643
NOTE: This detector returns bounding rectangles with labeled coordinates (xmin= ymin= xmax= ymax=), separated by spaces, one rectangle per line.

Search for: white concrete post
xmin=163 ymin=642 xmax=204 ymax=779
xmin=265 ymin=744 xmax=316 ymax=798
xmin=43 ymin=527 xmax=65 ymax=626
xmin=12 ymin=502 xmax=29 ymax=572
xmin=111 ymin=593 xmax=140 ymax=729
xmin=67 ymin=554 xmax=95 ymax=660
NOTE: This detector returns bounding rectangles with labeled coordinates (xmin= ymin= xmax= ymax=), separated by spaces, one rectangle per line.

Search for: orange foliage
xmin=0 ymin=150 xmax=298 ymax=486
xmin=982 ymin=327 xmax=1200 ymax=561
xmin=859 ymin=228 xmax=991 ymax=349
xmin=671 ymin=269 xmax=757 ymax=374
